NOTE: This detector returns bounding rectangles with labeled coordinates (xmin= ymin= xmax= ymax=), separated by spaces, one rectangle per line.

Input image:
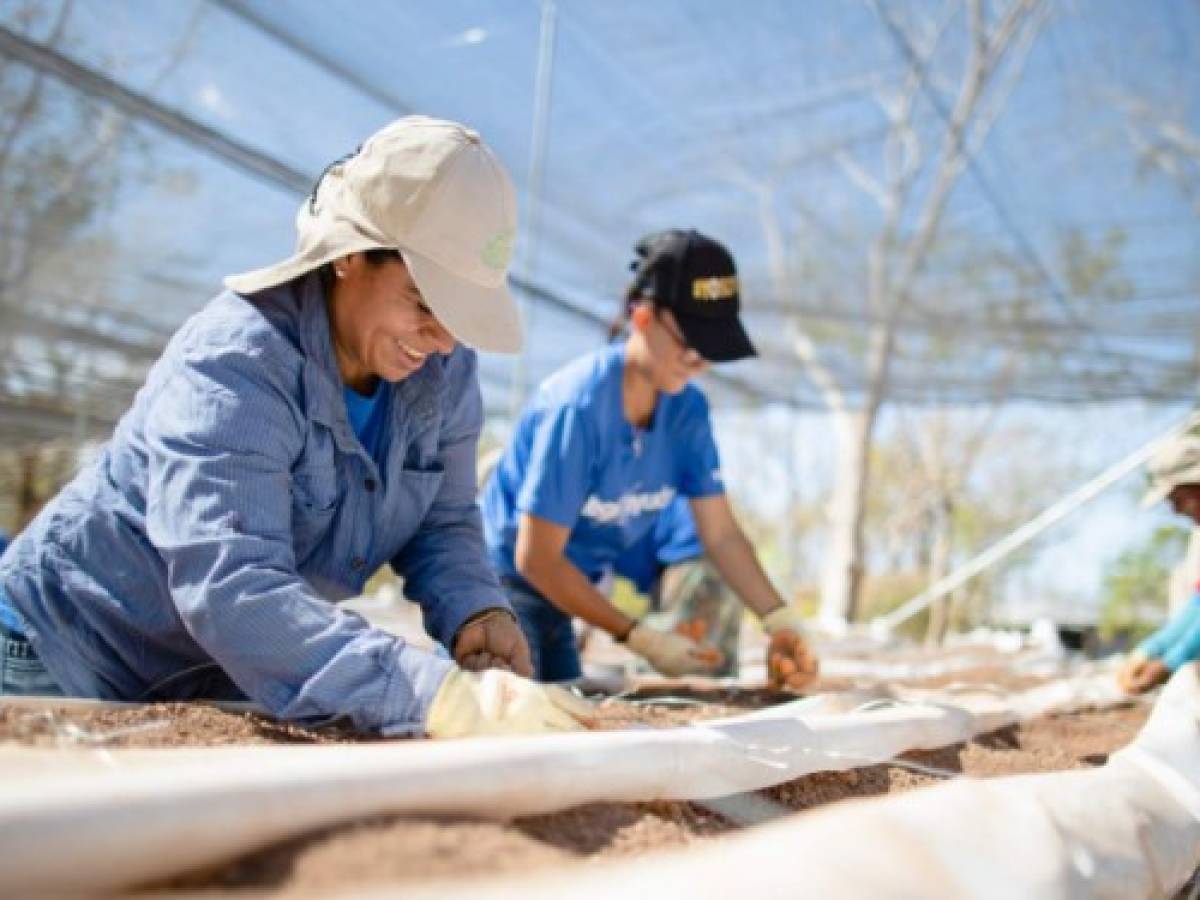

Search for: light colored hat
xmin=225 ymin=116 xmax=522 ymax=353
xmin=1141 ymin=435 xmax=1200 ymax=508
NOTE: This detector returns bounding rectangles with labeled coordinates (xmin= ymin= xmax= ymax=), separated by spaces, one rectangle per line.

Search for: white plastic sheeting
xmin=813 ymin=651 xmax=1061 ymax=682
xmin=734 ymin=630 xmax=1087 ymax=691
xmin=397 ymin=665 xmax=1200 ymax=900
xmin=0 ymin=672 xmax=1135 ymax=894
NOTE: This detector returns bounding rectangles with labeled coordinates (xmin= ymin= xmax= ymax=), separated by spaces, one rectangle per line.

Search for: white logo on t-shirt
xmin=580 ymin=486 xmax=676 ymax=524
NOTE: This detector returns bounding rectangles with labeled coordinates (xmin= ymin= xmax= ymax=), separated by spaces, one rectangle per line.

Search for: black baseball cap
xmin=630 ymin=229 xmax=757 ymax=363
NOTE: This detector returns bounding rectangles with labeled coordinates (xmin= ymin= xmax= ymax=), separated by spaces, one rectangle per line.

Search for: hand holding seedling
xmin=627 ymin=623 xmax=723 ymax=677
xmin=761 ymin=606 xmax=818 ymax=693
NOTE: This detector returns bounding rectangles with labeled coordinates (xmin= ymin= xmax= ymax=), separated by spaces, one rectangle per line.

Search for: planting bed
xmin=0 ymin=672 xmax=1158 ymax=898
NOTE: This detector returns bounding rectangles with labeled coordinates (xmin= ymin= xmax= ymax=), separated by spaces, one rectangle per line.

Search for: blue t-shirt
xmin=612 ymin=496 xmax=704 ymax=593
xmin=343 ymin=381 xmax=389 ymax=464
xmin=482 ymin=343 xmax=724 ymax=584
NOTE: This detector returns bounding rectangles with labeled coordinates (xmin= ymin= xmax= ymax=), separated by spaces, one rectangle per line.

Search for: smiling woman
xmin=325 ymin=249 xmax=457 ymax=394
xmin=0 ymin=116 xmax=595 ymax=740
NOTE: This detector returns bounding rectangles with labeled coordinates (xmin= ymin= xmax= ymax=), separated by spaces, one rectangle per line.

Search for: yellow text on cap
xmin=692 ymin=276 xmax=738 ymax=302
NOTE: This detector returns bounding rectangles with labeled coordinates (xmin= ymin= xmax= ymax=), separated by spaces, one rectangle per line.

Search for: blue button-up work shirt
xmin=0 ymin=273 xmax=508 ymax=734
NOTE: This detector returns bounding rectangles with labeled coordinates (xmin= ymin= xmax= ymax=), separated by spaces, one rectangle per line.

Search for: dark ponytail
xmin=610 ymin=240 xmax=667 ymax=341
xmin=608 ymin=280 xmax=645 ymax=341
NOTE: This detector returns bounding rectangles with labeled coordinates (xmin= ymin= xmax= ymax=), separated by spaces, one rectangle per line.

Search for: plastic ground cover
xmin=0 ymin=669 xmax=1138 ymax=894
xmin=394 ymin=665 xmax=1200 ymax=900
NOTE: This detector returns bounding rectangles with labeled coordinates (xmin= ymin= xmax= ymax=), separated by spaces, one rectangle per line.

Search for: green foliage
xmin=855 ymin=571 xmax=931 ymax=641
xmin=1098 ymin=525 xmax=1190 ymax=640
xmin=1059 ymin=227 xmax=1132 ymax=303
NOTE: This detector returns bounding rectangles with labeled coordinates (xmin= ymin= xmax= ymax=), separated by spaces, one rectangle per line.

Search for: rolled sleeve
xmin=146 ymin=338 xmax=446 ymax=732
xmin=392 ymin=350 xmax=510 ymax=648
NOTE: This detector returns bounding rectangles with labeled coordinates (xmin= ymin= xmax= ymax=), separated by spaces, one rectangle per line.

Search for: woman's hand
xmin=626 ymin=623 xmax=723 ymax=677
xmin=453 ymin=609 xmax=533 ymax=677
xmin=1116 ymin=651 xmax=1170 ymax=694
xmin=425 ymin=668 xmax=594 ymax=738
xmin=761 ymin=606 xmax=819 ymax=693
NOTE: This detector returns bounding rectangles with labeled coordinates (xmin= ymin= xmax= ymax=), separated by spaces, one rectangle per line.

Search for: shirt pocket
xmin=392 ymin=462 xmax=445 ymax=543
xmin=291 ymin=469 xmax=340 ymax=562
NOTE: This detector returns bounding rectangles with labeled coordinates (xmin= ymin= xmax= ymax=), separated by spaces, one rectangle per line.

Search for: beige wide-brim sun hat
xmin=225 ymin=116 xmax=523 ymax=354
xmin=1141 ymin=434 xmax=1200 ymax=508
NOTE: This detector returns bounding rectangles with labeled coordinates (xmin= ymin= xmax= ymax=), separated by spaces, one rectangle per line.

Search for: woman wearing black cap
xmin=482 ymin=229 xmax=818 ymax=688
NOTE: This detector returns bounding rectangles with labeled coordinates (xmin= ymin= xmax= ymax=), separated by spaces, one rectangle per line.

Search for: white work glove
xmin=761 ymin=605 xmax=819 ymax=692
xmin=625 ymin=623 xmax=723 ymax=678
xmin=425 ymin=668 xmax=595 ymax=739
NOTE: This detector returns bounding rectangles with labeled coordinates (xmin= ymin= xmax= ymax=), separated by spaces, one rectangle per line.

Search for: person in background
xmin=480 ymin=416 xmax=745 ymax=681
xmin=481 ymin=228 xmax=817 ymax=690
xmin=0 ymin=116 xmax=592 ymax=738
xmin=1117 ymin=435 xmax=1200 ymax=694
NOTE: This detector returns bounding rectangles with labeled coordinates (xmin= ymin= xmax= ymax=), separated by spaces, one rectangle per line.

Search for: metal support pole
xmin=509 ymin=0 xmax=558 ymax=420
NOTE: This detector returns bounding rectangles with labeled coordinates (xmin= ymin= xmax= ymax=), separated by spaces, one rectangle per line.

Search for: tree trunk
xmin=779 ymin=0 xmax=1044 ymax=626
xmin=923 ymin=498 xmax=954 ymax=645
xmin=819 ymin=407 xmax=872 ymax=623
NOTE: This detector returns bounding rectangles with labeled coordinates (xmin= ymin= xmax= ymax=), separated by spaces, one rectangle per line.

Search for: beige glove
xmin=761 ymin=605 xmax=806 ymax=635
xmin=425 ymin=668 xmax=595 ymax=739
xmin=761 ymin=605 xmax=819 ymax=692
xmin=625 ymin=623 xmax=723 ymax=678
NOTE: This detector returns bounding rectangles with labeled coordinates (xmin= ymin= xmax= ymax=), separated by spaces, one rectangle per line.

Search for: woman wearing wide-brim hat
xmin=1117 ymin=435 xmax=1200 ymax=695
xmin=482 ymin=229 xmax=819 ymax=689
xmin=0 ymin=116 xmax=591 ymax=738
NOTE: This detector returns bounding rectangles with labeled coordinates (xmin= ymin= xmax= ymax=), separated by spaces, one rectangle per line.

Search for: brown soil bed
xmin=137 ymin=704 xmax=1148 ymax=897
xmin=0 ymin=689 xmax=1155 ymax=897
xmin=0 ymin=701 xmax=376 ymax=748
